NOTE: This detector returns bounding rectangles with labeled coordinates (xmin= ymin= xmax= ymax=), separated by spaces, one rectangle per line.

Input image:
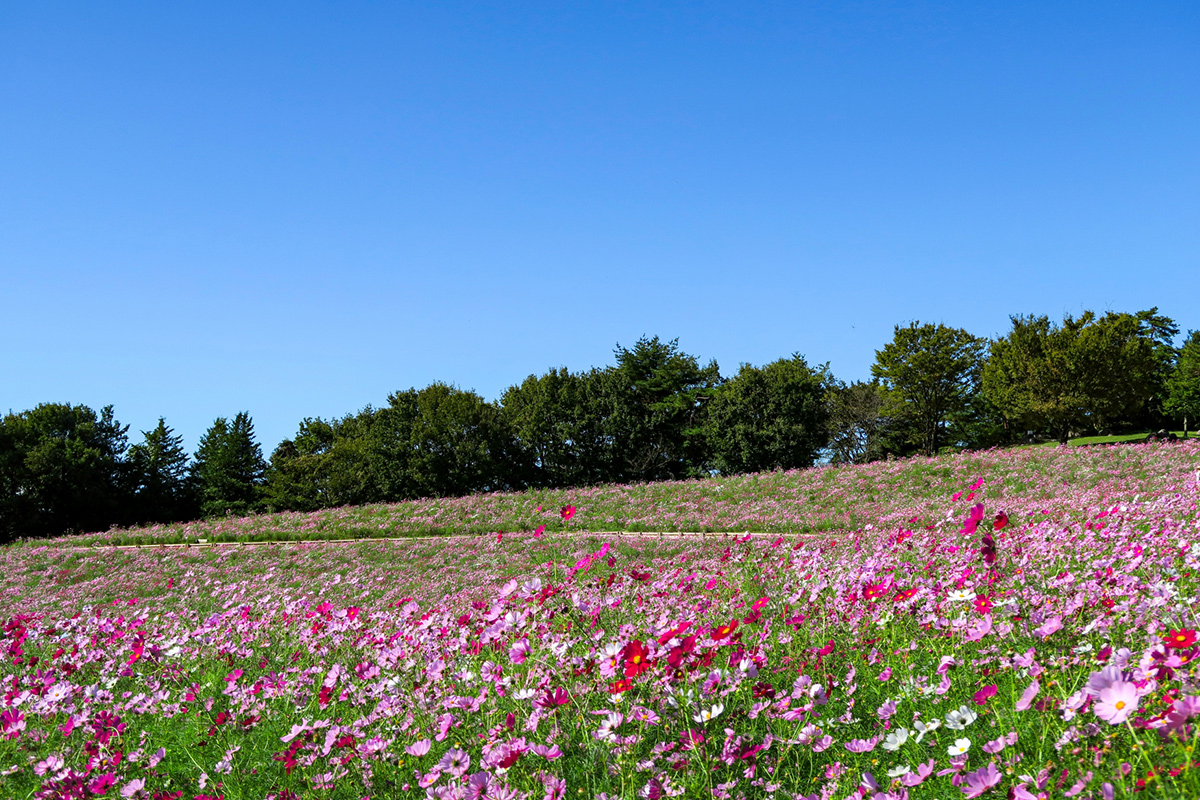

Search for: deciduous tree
xmin=706 ymin=355 xmax=830 ymax=474
xmin=871 ymin=323 xmax=986 ymax=456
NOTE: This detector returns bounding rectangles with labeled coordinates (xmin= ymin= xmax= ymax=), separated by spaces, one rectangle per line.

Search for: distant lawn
xmin=1069 ymin=430 xmax=1192 ymax=446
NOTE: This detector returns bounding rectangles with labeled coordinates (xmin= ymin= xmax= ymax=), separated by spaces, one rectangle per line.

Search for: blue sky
xmin=3 ymin=1 xmax=1198 ymax=455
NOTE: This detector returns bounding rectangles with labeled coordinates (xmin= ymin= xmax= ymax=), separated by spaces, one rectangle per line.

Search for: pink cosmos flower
xmin=1032 ymin=616 xmax=1062 ymax=638
xmin=533 ymin=525 xmax=545 ymax=538
xmin=844 ymin=737 xmax=878 ymax=753
xmin=88 ymin=772 xmax=116 ymax=795
xmin=1015 ymin=680 xmax=1040 ymax=711
xmin=120 ymin=779 xmax=145 ymax=799
xmin=877 ymin=667 xmax=892 ymax=682
xmin=1094 ymin=681 xmax=1139 ymax=724
xmin=960 ymin=764 xmax=1002 ymax=798
xmin=405 ymin=739 xmax=432 ymax=756
xmin=900 ymin=759 xmax=936 ymax=787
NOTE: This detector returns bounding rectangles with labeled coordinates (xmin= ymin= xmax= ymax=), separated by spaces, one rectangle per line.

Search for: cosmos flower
xmin=1094 ymin=681 xmax=1139 ymax=724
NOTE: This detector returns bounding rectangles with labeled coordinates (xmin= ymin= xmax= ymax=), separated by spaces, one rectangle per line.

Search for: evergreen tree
xmin=191 ymin=412 xmax=266 ymax=517
xmin=128 ymin=418 xmax=194 ymax=523
xmin=1166 ymin=330 xmax=1200 ymax=437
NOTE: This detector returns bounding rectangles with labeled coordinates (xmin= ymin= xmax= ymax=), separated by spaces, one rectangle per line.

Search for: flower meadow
xmin=2 ymin=443 xmax=1200 ymax=799
xmin=30 ymin=440 xmax=1200 ymax=548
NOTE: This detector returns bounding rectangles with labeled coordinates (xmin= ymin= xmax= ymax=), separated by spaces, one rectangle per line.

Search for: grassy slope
xmin=20 ymin=439 xmax=1200 ymax=548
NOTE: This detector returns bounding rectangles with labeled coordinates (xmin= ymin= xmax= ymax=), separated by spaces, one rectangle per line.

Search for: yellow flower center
xmin=1115 ymin=701 xmax=1126 ymax=710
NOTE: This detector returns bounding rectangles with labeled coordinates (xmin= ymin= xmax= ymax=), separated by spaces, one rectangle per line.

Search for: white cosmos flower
xmin=944 ymin=706 xmax=978 ymax=730
xmin=947 ymin=738 xmax=971 ymax=756
xmin=692 ymin=703 xmax=725 ymax=723
xmin=948 ymin=589 xmax=975 ymax=602
xmin=512 ymin=688 xmax=536 ymax=701
xmin=913 ymin=719 xmax=940 ymax=742
xmin=886 ymin=765 xmax=912 ymax=778
xmin=880 ymin=727 xmax=910 ymax=751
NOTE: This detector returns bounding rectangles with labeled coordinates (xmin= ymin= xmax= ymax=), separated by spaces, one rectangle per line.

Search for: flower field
xmin=3 ymin=441 xmax=1200 ymax=799
xmin=29 ymin=441 xmax=1200 ymax=548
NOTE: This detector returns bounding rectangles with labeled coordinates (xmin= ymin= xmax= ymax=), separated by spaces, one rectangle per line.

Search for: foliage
xmin=824 ymin=380 xmax=889 ymax=464
xmin=0 ymin=403 xmax=130 ymax=542
xmin=127 ymin=418 xmax=195 ymax=524
xmin=706 ymin=354 xmax=830 ymax=474
xmin=499 ymin=368 xmax=611 ymax=488
xmin=603 ymin=336 xmax=721 ymax=481
xmin=983 ymin=311 xmax=1172 ymax=443
xmin=191 ymin=412 xmax=267 ymax=518
xmin=383 ymin=383 xmax=520 ymax=499
xmin=1165 ymin=330 xmax=1200 ymax=435
xmin=871 ymin=322 xmax=987 ymax=456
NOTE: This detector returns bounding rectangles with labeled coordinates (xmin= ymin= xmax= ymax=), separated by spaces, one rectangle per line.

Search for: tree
xmin=0 ymin=403 xmax=131 ymax=541
xmin=191 ymin=412 xmax=266 ymax=517
xmin=603 ymin=337 xmax=721 ymax=481
xmin=127 ymin=418 xmax=194 ymax=523
xmin=499 ymin=368 xmax=610 ymax=488
xmin=706 ymin=355 xmax=830 ymax=474
xmin=382 ymin=383 xmax=519 ymax=499
xmin=262 ymin=416 xmax=377 ymax=511
xmin=871 ymin=323 xmax=987 ymax=456
xmin=983 ymin=310 xmax=1169 ymax=443
xmin=1166 ymin=330 xmax=1200 ymax=437
xmin=825 ymin=380 xmax=888 ymax=465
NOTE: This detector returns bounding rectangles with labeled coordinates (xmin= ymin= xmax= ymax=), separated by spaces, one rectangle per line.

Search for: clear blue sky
xmin=3 ymin=1 xmax=1198 ymax=456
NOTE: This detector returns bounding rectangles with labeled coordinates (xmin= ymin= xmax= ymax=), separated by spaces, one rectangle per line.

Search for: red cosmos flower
xmin=609 ymin=679 xmax=632 ymax=694
xmin=712 ymin=619 xmax=739 ymax=641
xmin=622 ymin=640 xmax=652 ymax=678
xmin=993 ymin=512 xmax=1009 ymax=530
xmin=666 ymin=635 xmax=697 ymax=669
xmin=892 ymin=588 xmax=918 ymax=603
xmin=560 ymin=506 xmax=576 ymax=522
xmin=126 ymin=637 xmax=144 ymax=666
xmin=974 ymin=595 xmax=993 ymax=615
xmin=657 ymin=621 xmax=693 ymax=645
xmin=1163 ymin=629 xmax=1198 ymax=649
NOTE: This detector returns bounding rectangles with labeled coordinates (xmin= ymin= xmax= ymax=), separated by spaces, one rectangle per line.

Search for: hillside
xmin=22 ymin=438 xmax=1200 ymax=548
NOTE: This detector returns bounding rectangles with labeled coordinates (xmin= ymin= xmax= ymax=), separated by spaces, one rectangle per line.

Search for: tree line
xmin=4 ymin=309 xmax=1200 ymax=542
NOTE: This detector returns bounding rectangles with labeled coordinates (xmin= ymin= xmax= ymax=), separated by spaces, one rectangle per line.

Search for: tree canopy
xmin=871 ymin=322 xmax=986 ymax=456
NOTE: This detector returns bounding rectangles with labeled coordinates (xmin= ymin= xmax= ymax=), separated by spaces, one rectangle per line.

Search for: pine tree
xmin=191 ymin=412 xmax=266 ymax=517
xmin=128 ymin=418 xmax=194 ymax=523
xmin=1166 ymin=331 xmax=1200 ymax=438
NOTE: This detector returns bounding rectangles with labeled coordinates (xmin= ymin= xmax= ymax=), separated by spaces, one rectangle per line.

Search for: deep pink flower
xmin=973 ymin=685 xmax=997 ymax=706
